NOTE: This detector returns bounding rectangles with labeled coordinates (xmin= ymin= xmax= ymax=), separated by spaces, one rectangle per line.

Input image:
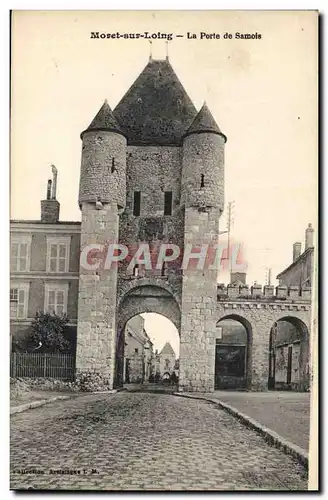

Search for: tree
xmin=26 ymin=311 xmax=71 ymax=353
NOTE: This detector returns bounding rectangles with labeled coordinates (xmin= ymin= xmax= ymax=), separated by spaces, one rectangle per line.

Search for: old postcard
xmin=10 ymin=10 xmax=318 ymax=491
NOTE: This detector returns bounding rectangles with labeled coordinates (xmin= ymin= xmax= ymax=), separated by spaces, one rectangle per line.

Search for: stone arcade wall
xmin=215 ymin=284 xmax=312 ymax=390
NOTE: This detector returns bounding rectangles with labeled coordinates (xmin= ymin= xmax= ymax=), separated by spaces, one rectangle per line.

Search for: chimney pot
xmin=305 ymin=223 xmax=314 ymax=250
xmin=293 ymin=242 xmax=302 ymax=262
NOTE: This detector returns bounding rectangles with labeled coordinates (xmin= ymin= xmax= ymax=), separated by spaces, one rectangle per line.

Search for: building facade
xmin=10 ymin=172 xmax=80 ymax=353
xmin=10 ymin=57 xmax=312 ymax=392
xmin=267 ymin=224 xmax=315 ymax=390
xmin=123 ymin=315 xmax=154 ymax=383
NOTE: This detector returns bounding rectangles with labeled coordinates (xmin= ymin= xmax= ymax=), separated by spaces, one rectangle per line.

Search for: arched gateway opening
xmin=114 ymin=284 xmax=180 ymax=389
xmin=268 ymin=317 xmax=309 ymax=391
xmin=215 ymin=315 xmax=252 ymax=390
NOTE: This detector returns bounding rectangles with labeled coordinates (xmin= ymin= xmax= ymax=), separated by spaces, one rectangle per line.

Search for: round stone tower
xmin=78 ymin=100 xmax=127 ymax=211
xmin=181 ymin=102 xmax=226 ymax=213
xmin=76 ymin=100 xmax=127 ymax=391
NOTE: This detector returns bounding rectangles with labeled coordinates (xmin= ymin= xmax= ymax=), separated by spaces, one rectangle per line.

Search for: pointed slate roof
xmin=113 ymin=59 xmax=198 ymax=145
xmin=81 ymin=100 xmax=125 ymax=139
xmin=184 ymin=102 xmax=227 ymax=142
xmin=160 ymin=342 xmax=176 ymax=357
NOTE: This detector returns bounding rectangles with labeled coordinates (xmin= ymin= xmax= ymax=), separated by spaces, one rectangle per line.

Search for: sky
xmin=10 ymin=11 xmax=318 ymax=353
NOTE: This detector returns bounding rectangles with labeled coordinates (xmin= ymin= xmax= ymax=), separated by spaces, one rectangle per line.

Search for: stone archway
xmin=269 ymin=316 xmax=309 ymax=391
xmin=114 ymin=284 xmax=181 ymax=388
xmin=215 ymin=314 xmax=253 ymax=390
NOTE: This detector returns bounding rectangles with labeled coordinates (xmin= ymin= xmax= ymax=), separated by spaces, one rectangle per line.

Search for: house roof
xmin=276 ymin=246 xmax=314 ymax=279
xmin=81 ymin=100 xmax=125 ymax=139
xmin=160 ymin=342 xmax=176 ymax=357
xmin=113 ymin=59 xmax=198 ymax=145
xmin=184 ymin=102 xmax=226 ymax=141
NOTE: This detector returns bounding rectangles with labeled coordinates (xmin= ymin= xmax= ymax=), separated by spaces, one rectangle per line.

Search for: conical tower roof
xmin=184 ymin=102 xmax=227 ymax=142
xmin=81 ymin=100 xmax=125 ymax=139
xmin=113 ymin=59 xmax=198 ymax=145
xmin=160 ymin=342 xmax=176 ymax=357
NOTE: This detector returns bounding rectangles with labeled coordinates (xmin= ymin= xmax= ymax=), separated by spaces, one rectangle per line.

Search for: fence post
xmin=43 ymin=354 xmax=47 ymax=378
xmin=12 ymin=352 xmax=17 ymax=378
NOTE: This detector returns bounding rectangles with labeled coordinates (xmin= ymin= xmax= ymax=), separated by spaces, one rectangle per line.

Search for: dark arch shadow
xmin=268 ymin=316 xmax=309 ymax=391
xmin=216 ymin=314 xmax=253 ymax=390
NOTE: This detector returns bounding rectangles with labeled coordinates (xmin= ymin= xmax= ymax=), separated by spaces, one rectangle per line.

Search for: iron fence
xmin=10 ymin=352 xmax=75 ymax=381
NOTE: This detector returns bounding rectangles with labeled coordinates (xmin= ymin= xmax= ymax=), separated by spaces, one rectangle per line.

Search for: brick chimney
xmin=293 ymin=242 xmax=302 ymax=262
xmin=230 ymin=271 xmax=246 ymax=284
xmin=41 ymin=166 xmax=60 ymax=223
xmin=305 ymin=223 xmax=314 ymax=250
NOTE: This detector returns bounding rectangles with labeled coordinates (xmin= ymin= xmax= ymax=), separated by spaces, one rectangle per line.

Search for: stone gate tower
xmin=76 ymin=57 xmax=226 ymax=392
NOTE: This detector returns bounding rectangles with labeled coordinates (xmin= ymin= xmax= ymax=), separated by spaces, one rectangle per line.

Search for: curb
xmin=11 ymin=395 xmax=73 ymax=415
xmin=11 ymin=390 xmax=119 ymax=415
xmin=173 ymin=392 xmax=308 ymax=469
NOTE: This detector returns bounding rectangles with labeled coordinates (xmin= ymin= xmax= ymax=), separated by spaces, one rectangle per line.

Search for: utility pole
xmin=226 ymin=201 xmax=235 ymax=273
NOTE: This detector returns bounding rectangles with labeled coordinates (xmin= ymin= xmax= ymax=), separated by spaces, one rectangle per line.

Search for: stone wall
xmin=117 ymin=145 xmax=184 ymax=296
xmin=181 ymin=133 xmax=225 ymax=211
xmin=179 ymin=208 xmax=220 ymax=392
xmin=79 ymin=131 xmax=126 ymax=210
xmin=76 ymin=202 xmax=119 ymax=390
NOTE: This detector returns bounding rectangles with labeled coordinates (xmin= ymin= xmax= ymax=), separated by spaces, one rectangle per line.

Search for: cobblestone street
xmin=10 ymin=392 xmax=308 ymax=491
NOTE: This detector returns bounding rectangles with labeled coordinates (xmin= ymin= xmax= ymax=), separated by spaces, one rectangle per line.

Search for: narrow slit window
xmin=133 ymin=191 xmax=141 ymax=216
xmin=133 ymin=264 xmax=139 ymax=277
xmin=201 ymin=174 xmax=205 ymax=188
xmin=164 ymin=191 xmax=173 ymax=215
xmin=111 ymin=158 xmax=116 ymax=173
xmin=161 ymin=262 xmax=166 ymax=276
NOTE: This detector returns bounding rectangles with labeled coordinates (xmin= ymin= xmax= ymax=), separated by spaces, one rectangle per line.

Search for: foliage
xmin=26 ymin=311 xmax=71 ymax=353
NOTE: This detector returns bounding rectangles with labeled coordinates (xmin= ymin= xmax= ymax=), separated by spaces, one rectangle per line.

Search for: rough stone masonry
xmin=75 ymin=57 xmax=311 ymax=392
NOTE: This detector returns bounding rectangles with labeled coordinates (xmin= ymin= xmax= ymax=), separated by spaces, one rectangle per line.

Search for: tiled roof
xmin=184 ymin=102 xmax=226 ymax=141
xmin=81 ymin=100 xmax=125 ymax=138
xmin=276 ymin=247 xmax=314 ymax=279
xmin=160 ymin=342 xmax=176 ymax=356
xmin=113 ymin=59 xmax=198 ymax=145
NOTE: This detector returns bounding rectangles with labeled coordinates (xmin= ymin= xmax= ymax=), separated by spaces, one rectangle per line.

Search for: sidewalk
xmin=10 ymin=390 xmax=75 ymax=414
xmin=10 ymin=390 xmax=70 ymax=408
xmin=206 ymin=391 xmax=311 ymax=451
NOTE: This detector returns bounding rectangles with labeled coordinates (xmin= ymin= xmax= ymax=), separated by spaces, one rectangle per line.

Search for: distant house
xmin=123 ymin=316 xmax=154 ymax=383
xmin=153 ymin=342 xmax=177 ymax=378
xmin=276 ymin=223 xmax=314 ymax=288
xmin=271 ymin=223 xmax=315 ymax=391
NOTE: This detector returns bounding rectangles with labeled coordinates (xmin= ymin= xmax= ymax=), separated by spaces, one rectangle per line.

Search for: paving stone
xmin=10 ymin=392 xmax=308 ymax=491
